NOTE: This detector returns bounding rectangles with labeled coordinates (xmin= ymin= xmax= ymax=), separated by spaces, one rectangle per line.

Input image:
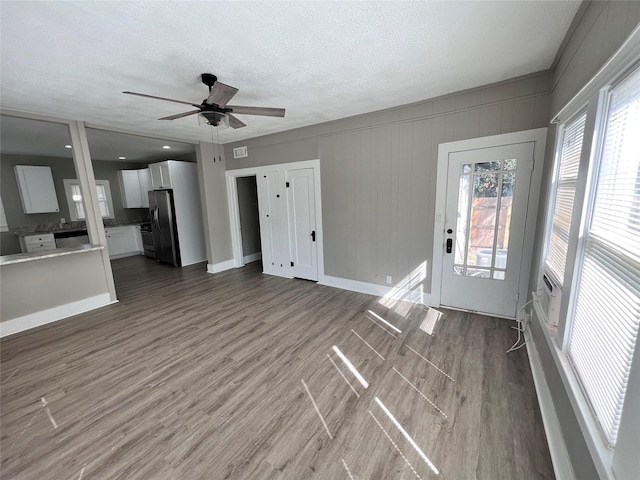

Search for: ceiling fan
xmin=123 ymin=73 xmax=285 ymax=129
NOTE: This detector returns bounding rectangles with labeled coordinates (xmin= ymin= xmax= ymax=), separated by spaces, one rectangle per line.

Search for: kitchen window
xmin=63 ymin=179 xmax=115 ymax=221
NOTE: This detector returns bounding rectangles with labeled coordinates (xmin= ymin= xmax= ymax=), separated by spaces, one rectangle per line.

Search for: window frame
xmin=535 ymin=54 xmax=640 ymax=478
xmin=541 ymin=109 xmax=588 ymax=288
xmin=63 ymin=179 xmax=115 ymax=221
xmin=564 ymin=67 xmax=640 ymax=447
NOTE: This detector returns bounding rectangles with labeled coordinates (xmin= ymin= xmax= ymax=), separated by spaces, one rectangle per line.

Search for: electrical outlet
xmin=386 ymin=275 xmax=392 ymax=285
xmin=60 ymin=217 xmax=66 ymax=224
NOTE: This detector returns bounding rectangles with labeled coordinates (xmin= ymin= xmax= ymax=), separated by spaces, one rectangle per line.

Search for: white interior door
xmin=257 ymin=171 xmax=290 ymax=276
xmin=439 ymin=142 xmax=534 ymax=318
xmin=287 ymin=168 xmax=318 ymax=281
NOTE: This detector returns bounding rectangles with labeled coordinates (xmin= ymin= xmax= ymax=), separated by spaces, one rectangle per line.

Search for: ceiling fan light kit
xmin=198 ymin=111 xmax=229 ymax=128
xmin=123 ymin=73 xmax=285 ymax=130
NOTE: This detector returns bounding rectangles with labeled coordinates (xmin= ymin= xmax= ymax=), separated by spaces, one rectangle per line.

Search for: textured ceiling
xmin=1 ymin=1 xmax=581 ymax=147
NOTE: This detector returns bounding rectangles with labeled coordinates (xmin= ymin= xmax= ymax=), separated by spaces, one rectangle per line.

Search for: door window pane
xmin=474 ymin=161 xmax=501 ymax=172
xmin=453 ymin=159 xmax=517 ymax=280
xmin=455 ymin=174 xmax=470 ymax=266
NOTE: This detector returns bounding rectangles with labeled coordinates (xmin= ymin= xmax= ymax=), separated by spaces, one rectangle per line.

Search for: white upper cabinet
xmin=118 ymin=169 xmax=151 ymax=208
xmin=139 ymin=169 xmax=150 ymax=207
xmin=149 ymin=162 xmax=172 ymax=189
xmin=119 ymin=170 xmax=143 ymax=208
xmin=14 ymin=165 xmax=60 ymax=214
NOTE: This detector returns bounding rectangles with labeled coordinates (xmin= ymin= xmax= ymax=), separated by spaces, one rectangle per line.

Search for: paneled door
xmin=257 ymin=171 xmax=290 ymax=277
xmin=439 ymin=142 xmax=534 ymax=318
xmin=287 ymin=168 xmax=318 ymax=281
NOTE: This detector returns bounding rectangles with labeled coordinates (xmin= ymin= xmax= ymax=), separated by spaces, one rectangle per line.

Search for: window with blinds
xmin=545 ymin=113 xmax=587 ymax=285
xmin=568 ymin=66 xmax=640 ymax=447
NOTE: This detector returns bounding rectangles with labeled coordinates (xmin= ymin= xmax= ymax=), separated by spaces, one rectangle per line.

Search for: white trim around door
xmin=431 ymin=128 xmax=547 ymax=318
xmin=225 ymin=159 xmax=324 ymax=280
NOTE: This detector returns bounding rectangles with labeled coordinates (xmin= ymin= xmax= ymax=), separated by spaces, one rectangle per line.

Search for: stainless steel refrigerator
xmin=149 ymin=189 xmax=181 ymax=267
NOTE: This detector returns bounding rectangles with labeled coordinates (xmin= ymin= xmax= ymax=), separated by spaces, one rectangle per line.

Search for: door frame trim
xmin=430 ymin=128 xmax=547 ymax=317
xmin=225 ymin=159 xmax=324 ymax=280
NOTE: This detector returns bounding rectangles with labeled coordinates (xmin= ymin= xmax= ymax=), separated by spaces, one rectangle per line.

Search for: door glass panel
xmin=497 ymin=170 xmax=516 ymax=267
xmin=466 ymin=267 xmax=491 ymax=278
xmin=504 ymin=158 xmax=517 ymax=170
xmin=468 ymin=173 xmax=498 ymax=267
xmin=455 ymin=174 xmax=470 ymax=266
xmin=474 ymin=161 xmax=501 ymax=172
xmin=453 ymin=159 xmax=518 ymax=281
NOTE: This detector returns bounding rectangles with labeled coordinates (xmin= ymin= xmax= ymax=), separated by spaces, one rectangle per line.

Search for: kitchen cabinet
xmin=149 ymin=162 xmax=172 ymax=189
xmin=104 ymin=226 xmax=140 ymax=259
xmin=139 ymin=169 xmax=150 ymax=206
xmin=118 ymin=169 xmax=151 ymax=208
xmin=14 ymin=165 xmax=60 ymax=214
xmin=19 ymin=233 xmax=56 ymax=253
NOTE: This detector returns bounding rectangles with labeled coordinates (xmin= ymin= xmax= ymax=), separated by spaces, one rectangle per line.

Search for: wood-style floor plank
xmin=1 ymin=256 xmax=554 ymax=479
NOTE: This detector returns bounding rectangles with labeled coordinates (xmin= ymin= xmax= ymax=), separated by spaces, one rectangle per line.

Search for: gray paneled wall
xmin=551 ymin=0 xmax=640 ymax=114
xmin=225 ymin=72 xmax=552 ymax=293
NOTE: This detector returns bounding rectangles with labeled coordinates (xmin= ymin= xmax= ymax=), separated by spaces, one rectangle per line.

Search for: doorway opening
xmin=225 ymin=159 xmax=324 ymax=281
xmin=236 ymin=175 xmax=262 ymax=265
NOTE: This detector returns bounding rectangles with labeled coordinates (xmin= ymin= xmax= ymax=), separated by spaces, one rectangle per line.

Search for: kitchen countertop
xmin=12 ymin=219 xmax=151 ymax=237
xmin=0 ymin=244 xmax=105 ymax=266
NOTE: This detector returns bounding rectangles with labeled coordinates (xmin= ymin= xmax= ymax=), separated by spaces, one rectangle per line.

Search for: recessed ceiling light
xmin=65 ymin=145 xmax=72 ymax=149
xmin=162 ymin=145 xmax=171 ymax=149
xmin=118 ymin=156 xmax=126 ymax=160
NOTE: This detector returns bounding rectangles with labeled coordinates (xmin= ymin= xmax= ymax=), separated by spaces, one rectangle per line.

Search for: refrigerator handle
xmin=154 ymin=206 xmax=161 ymax=232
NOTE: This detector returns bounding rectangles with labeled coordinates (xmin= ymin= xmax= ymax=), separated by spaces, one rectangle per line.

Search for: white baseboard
xmin=0 ymin=293 xmax=114 ymax=338
xmin=319 ymin=274 xmax=431 ymax=306
xmin=243 ymin=252 xmax=262 ymax=264
xmin=525 ymin=325 xmax=576 ymax=480
xmin=207 ymin=259 xmax=235 ymax=274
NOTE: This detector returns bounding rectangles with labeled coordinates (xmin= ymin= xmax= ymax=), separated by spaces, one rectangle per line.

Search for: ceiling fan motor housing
xmin=200 ymin=111 xmax=227 ymax=126
xmin=201 ymin=73 xmax=218 ymax=89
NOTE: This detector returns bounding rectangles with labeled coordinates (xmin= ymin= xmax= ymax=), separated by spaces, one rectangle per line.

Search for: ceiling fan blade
xmin=205 ymin=82 xmax=239 ymax=106
xmin=123 ymin=91 xmax=201 ymax=108
xmin=227 ymin=114 xmax=247 ymax=129
xmin=158 ymin=110 xmax=201 ymax=121
xmin=226 ymin=105 xmax=285 ymax=117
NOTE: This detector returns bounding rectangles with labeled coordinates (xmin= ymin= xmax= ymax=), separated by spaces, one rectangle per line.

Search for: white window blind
xmin=568 ymin=66 xmax=640 ymax=447
xmin=546 ymin=113 xmax=586 ymax=285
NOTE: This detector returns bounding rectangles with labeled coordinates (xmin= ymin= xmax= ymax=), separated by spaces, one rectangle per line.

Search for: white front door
xmin=439 ymin=142 xmax=534 ymax=318
xmin=287 ymin=168 xmax=318 ymax=281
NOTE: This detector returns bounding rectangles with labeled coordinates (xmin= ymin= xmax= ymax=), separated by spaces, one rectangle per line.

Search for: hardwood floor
xmin=1 ymin=256 xmax=554 ymax=479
